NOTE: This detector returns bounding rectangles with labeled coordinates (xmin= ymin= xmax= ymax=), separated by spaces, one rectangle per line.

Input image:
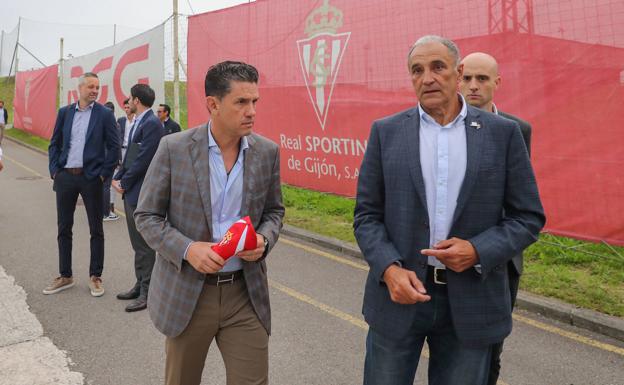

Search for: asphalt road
xmin=1 ymin=138 xmax=623 ymax=385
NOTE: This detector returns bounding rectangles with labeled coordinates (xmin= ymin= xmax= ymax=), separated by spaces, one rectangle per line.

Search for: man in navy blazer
xmin=354 ymin=36 xmax=545 ymax=385
xmin=45 ymin=72 xmax=120 ymax=297
xmin=112 ymin=83 xmax=164 ymax=312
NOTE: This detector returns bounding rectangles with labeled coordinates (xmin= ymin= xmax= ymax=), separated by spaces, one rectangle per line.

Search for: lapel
xmin=84 ymin=103 xmax=98 ymax=143
xmin=132 ymin=109 xmax=154 ymax=141
xmin=452 ymin=106 xmax=484 ymax=224
xmin=241 ymin=134 xmax=257 ymax=216
xmin=190 ymin=124 xmax=213 ymax=236
xmin=63 ymin=104 xmax=77 ymax=143
xmin=404 ymin=108 xmax=429 ymax=215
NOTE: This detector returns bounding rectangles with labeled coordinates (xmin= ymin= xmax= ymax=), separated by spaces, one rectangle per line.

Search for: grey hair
xmin=407 ymin=35 xmax=461 ymax=68
xmin=78 ymin=72 xmax=98 ymax=86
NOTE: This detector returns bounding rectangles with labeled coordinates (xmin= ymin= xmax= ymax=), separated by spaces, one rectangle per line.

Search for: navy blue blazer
xmin=354 ymin=105 xmax=545 ymax=348
xmin=48 ymin=102 xmax=120 ymax=180
xmin=114 ymin=109 xmax=165 ymax=206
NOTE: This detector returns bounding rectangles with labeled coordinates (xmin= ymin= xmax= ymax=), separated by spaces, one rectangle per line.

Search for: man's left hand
xmin=421 ymin=237 xmax=478 ymax=272
xmin=236 ymin=234 xmax=267 ymax=262
xmin=111 ymin=179 xmax=124 ymax=194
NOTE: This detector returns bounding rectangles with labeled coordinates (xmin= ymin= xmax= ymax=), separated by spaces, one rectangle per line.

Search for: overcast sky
xmin=0 ymin=0 xmax=254 ymax=75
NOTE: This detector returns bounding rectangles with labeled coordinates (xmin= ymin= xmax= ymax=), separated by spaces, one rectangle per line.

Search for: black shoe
xmin=116 ymin=287 xmax=140 ymax=300
xmin=125 ymin=297 xmax=147 ymax=312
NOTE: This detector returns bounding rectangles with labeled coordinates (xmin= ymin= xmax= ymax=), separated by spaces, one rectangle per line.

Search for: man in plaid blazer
xmin=354 ymin=36 xmax=545 ymax=385
xmin=134 ymin=61 xmax=284 ymax=385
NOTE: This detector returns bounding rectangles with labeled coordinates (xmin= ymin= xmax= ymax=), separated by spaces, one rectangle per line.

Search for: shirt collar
xmin=75 ymin=102 xmax=95 ymax=111
xmin=132 ymin=109 xmax=150 ymax=128
xmin=418 ymin=94 xmax=467 ymax=127
xmin=492 ymin=102 xmax=499 ymax=115
xmin=207 ymin=121 xmax=249 ymax=152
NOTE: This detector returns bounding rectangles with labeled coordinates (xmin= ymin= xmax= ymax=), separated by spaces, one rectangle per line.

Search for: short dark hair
xmin=159 ymin=104 xmax=171 ymax=116
xmin=123 ymin=98 xmax=130 ymax=105
xmin=204 ymin=61 xmax=258 ymax=98
xmin=130 ymin=84 xmax=155 ymax=107
xmin=104 ymin=101 xmax=115 ymax=112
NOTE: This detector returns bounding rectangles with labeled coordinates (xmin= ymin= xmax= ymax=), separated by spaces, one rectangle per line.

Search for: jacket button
xmin=423 ymin=222 xmax=429 ymax=229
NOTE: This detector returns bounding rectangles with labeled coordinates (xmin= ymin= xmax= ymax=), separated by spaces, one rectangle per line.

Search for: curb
xmin=281 ymin=224 xmax=624 ymax=343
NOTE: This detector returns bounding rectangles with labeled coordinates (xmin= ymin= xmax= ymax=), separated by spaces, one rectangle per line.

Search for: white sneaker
xmin=103 ymin=212 xmax=120 ymax=221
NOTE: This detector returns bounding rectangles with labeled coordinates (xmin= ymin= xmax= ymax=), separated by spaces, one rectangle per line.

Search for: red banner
xmin=187 ymin=0 xmax=624 ymax=245
xmin=14 ymin=65 xmax=58 ymax=140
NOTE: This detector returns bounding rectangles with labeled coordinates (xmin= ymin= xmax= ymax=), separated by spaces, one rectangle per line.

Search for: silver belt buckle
xmin=434 ymin=267 xmax=446 ymax=285
xmin=216 ymin=273 xmax=235 ymax=286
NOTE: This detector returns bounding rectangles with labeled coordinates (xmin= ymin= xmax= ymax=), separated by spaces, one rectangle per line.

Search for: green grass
xmin=282 ymin=184 xmax=356 ymax=241
xmin=5 ymin=127 xmax=49 ymax=152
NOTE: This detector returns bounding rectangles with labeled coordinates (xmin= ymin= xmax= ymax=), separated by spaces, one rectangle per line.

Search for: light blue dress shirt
xmin=419 ymin=95 xmax=468 ymax=268
xmin=65 ymin=102 xmax=94 ymax=168
xmin=208 ymin=123 xmax=249 ymax=272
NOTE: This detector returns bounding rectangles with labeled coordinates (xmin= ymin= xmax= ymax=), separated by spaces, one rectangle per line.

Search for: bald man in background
xmin=460 ymin=52 xmax=532 ymax=385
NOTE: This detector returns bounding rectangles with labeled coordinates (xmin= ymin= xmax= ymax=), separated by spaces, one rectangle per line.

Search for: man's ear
xmin=206 ymin=96 xmax=219 ymax=114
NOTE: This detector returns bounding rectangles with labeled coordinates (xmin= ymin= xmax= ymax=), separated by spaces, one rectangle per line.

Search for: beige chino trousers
xmin=165 ymin=279 xmax=269 ymax=385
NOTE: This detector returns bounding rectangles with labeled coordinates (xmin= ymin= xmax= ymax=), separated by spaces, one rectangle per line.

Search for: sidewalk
xmin=0 ymin=266 xmax=83 ymax=385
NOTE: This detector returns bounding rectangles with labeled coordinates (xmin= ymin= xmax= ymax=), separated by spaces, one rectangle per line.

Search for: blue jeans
xmin=363 ymin=280 xmax=492 ymax=385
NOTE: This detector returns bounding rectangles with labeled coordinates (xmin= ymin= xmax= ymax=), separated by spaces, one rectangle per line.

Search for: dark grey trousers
xmin=123 ymin=199 xmax=155 ymax=297
xmin=487 ymin=266 xmax=520 ymax=385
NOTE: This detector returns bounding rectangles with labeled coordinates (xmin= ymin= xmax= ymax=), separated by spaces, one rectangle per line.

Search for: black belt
xmin=65 ymin=167 xmax=83 ymax=175
xmin=427 ymin=266 xmax=447 ymax=285
xmin=205 ymin=271 xmax=244 ymax=286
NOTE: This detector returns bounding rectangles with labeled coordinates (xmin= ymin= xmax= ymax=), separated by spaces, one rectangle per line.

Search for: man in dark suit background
xmin=112 ymin=83 xmax=164 ymax=312
xmin=354 ymin=35 xmax=545 ymax=385
xmin=459 ymin=51 xmax=533 ymax=385
xmin=45 ymin=72 xmax=120 ymax=297
xmin=157 ymin=103 xmax=181 ymax=135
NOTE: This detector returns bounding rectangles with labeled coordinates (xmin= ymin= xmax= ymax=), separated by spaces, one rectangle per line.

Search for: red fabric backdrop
xmin=187 ymin=0 xmax=624 ymax=245
xmin=14 ymin=65 xmax=59 ymax=140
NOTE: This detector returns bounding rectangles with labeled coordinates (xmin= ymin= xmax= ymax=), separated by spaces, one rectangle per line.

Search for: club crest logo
xmin=297 ymin=0 xmax=350 ymax=130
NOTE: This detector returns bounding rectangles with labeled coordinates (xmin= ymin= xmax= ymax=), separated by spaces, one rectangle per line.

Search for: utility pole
xmin=15 ymin=18 xmax=21 ymax=74
xmin=60 ymin=38 xmax=64 ymax=107
xmin=0 ymin=30 xmax=4 ymax=76
xmin=114 ymin=24 xmax=117 ymax=45
xmin=173 ymin=0 xmax=180 ymax=121
xmin=13 ymin=17 xmax=21 ymax=127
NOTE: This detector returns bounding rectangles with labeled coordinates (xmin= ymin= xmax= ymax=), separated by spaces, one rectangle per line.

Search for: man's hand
xmin=186 ymin=241 xmax=225 ymax=274
xmin=421 ymin=237 xmax=478 ymax=273
xmin=383 ymin=264 xmax=431 ymax=304
xmin=111 ymin=179 xmax=124 ymax=194
xmin=236 ymin=233 xmax=267 ymax=262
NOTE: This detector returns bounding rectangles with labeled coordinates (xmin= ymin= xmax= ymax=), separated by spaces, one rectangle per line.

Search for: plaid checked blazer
xmin=354 ymin=105 xmax=545 ymax=348
xmin=134 ymin=124 xmax=284 ymax=337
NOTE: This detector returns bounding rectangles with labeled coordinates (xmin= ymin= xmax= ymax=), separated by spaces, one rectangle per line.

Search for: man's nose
xmin=422 ymin=69 xmax=435 ymax=85
xmin=246 ymin=104 xmax=256 ymax=117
